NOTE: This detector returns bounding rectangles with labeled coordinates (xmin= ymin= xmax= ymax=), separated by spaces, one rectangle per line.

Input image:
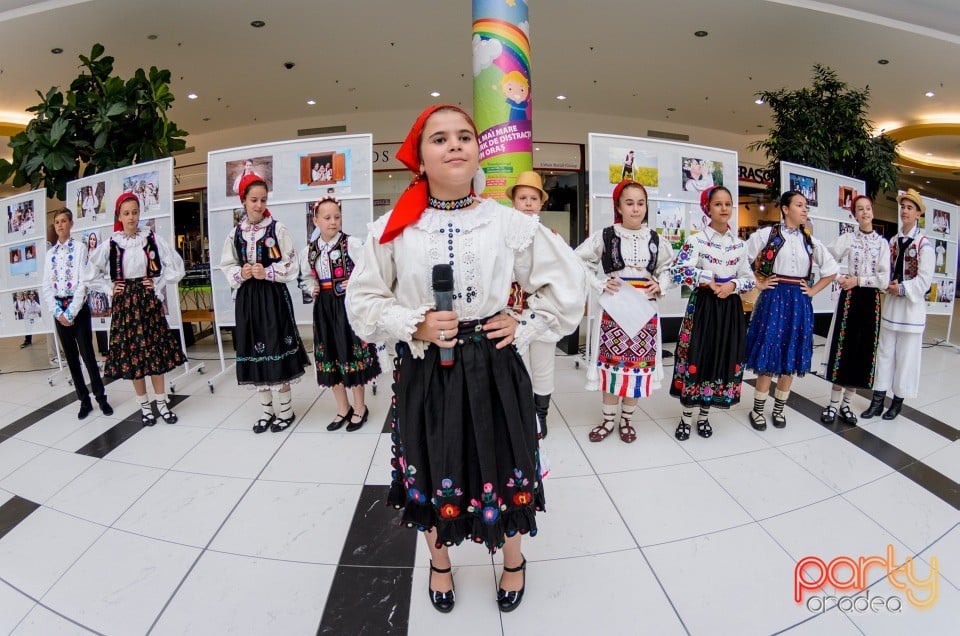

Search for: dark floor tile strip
xmin=74 ymin=394 xmax=190 ymax=458
xmin=0 ymin=377 xmax=119 ymax=443
xmin=748 ymin=380 xmax=960 ymax=510
xmin=854 ymin=388 xmax=959 ymax=441
xmin=0 ymin=495 xmax=40 ymax=541
xmin=317 ymin=485 xmax=417 ymax=635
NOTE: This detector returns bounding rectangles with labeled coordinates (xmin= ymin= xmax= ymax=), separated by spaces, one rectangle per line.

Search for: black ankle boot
xmin=882 ymin=396 xmax=904 ymax=420
xmin=861 ymin=391 xmax=886 ymax=419
xmin=533 ymin=394 xmax=550 ymax=439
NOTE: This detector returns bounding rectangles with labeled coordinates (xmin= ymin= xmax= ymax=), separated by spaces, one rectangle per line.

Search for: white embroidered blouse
xmin=827 ymin=228 xmax=891 ymax=290
xmin=574 ymin=224 xmax=675 ymax=294
xmin=745 ymin=224 xmax=839 ymax=279
xmin=345 ymin=198 xmax=586 ymax=357
xmin=672 ymin=226 xmax=756 ymax=292
xmin=42 ymin=237 xmax=89 ymax=320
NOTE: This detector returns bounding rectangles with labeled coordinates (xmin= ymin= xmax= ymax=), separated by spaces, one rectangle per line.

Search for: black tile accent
xmin=317 ymin=485 xmax=417 ymax=635
xmin=74 ymin=394 xmax=189 ymax=458
xmin=0 ymin=377 xmax=118 ymax=443
xmin=855 ymin=388 xmax=959 ymax=441
xmin=381 ymin=404 xmax=393 ymax=435
xmin=0 ymin=495 xmax=40 ymax=541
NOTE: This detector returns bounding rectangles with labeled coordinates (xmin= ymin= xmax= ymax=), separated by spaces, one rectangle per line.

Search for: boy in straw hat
xmin=863 ymin=189 xmax=933 ymax=420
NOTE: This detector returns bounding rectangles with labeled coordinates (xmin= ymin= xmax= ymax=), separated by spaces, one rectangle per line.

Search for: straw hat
xmin=897 ymin=189 xmax=926 ymax=214
xmin=506 ymin=171 xmax=549 ymax=203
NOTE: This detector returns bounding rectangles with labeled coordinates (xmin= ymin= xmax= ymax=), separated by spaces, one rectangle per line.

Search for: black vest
xmin=307 ymin=233 xmax=354 ymax=297
xmin=600 ymin=226 xmax=659 ymax=276
xmin=109 ymin=232 xmax=163 ymax=281
xmin=753 ymin=224 xmax=814 ymax=282
xmin=233 ymin=220 xmax=282 ymax=267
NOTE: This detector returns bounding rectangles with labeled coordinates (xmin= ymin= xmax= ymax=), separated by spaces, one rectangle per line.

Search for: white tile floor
xmin=0 ymin=332 xmax=957 ymax=635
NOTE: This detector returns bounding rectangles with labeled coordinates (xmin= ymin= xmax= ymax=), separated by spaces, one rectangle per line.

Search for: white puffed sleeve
xmin=574 ymin=232 xmax=608 ymax=294
xmin=153 ymin=233 xmax=184 ymax=302
xmin=745 ymin=226 xmax=774 ymax=263
xmin=867 ymin=241 xmax=891 ymax=290
xmin=812 ymin=237 xmax=839 ymax=279
xmin=265 ymin=222 xmax=300 ymax=284
xmin=827 ymin=232 xmax=854 ymax=264
xmin=298 ymin=240 xmax=318 ymax=297
xmin=219 ymin=227 xmax=244 ymax=290
xmin=652 ymin=235 xmax=675 ymax=294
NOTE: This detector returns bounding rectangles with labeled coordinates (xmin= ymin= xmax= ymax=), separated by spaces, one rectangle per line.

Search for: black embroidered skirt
xmin=670 ymin=288 xmax=747 ymax=408
xmin=312 ymin=288 xmax=380 ymax=387
xmin=105 ymin=279 xmax=186 ymax=380
xmin=386 ymin=320 xmax=544 ymax=553
xmin=234 ymin=279 xmax=309 ymax=387
xmin=824 ymin=287 xmax=881 ymax=389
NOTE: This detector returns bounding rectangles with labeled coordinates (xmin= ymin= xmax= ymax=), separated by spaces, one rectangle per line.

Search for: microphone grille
xmin=432 ymin=263 xmax=454 ymax=292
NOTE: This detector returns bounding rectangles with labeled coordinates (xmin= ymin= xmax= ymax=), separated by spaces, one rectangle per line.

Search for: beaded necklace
xmin=428 ymin=194 xmax=474 ymax=211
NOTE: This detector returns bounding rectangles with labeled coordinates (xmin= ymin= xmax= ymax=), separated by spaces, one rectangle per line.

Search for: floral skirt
xmin=386 ymin=320 xmax=544 ymax=553
xmin=105 ymin=279 xmax=186 ymax=380
xmin=670 ymin=288 xmax=746 ymax=408
xmin=825 ymin=287 xmax=881 ymax=389
xmin=745 ymin=282 xmax=813 ymax=377
xmin=234 ymin=279 xmax=309 ymax=387
xmin=312 ymin=288 xmax=380 ymax=387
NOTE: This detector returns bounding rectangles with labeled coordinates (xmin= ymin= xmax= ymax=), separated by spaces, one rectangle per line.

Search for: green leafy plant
xmin=749 ymin=64 xmax=898 ymax=198
xmin=0 ymin=43 xmax=187 ymax=200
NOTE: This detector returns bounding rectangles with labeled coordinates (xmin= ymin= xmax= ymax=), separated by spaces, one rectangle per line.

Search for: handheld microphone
xmin=432 ymin=264 xmax=455 ymax=367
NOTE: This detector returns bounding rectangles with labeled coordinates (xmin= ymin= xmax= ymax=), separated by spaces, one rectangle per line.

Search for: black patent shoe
xmin=771 ymin=412 xmax=787 ymax=428
xmin=882 ymin=397 xmax=904 ymax=420
xmin=497 ymin=556 xmax=526 ymax=613
xmin=429 ymin=561 xmax=455 ymax=613
xmin=327 ymin=407 xmax=353 ymax=431
xmin=253 ymin=416 xmax=274 ymax=434
xmin=141 ymin=410 xmax=157 ymax=427
xmin=155 ymin=400 xmax=178 ymax=424
xmin=820 ymin=405 xmax=837 ymax=423
xmin=270 ymin=413 xmax=295 ymax=432
xmin=861 ymin=393 xmax=886 ymax=419
xmin=697 ymin=419 xmax=713 ymax=438
xmin=675 ymin=421 xmax=691 ymax=441
xmin=749 ymin=410 xmax=767 ymax=431
xmin=78 ymin=400 xmax=94 ymax=420
xmin=837 ymin=405 xmax=858 ymax=425
xmin=345 ymin=406 xmax=369 ymax=432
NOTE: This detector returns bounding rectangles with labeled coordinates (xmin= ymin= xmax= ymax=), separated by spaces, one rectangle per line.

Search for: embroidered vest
xmin=233 ymin=220 xmax=282 ymax=268
xmin=109 ymin=232 xmax=162 ymax=281
xmin=307 ymin=233 xmax=353 ymax=296
xmin=890 ymin=233 xmax=928 ymax=281
xmin=507 ymin=281 xmax=527 ymax=311
xmin=753 ymin=224 xmax=814 ymax=282
xmin=601 ymin=226 xmax=659 ymax=276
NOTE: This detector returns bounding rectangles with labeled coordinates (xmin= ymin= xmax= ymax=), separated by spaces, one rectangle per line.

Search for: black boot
xmin=533 ymin=393 xmax=550 ymax=439
xmin=882 ymin=396 xmax=904 ymax=420
xmin=861 ymin=391 xmax=886 ymax=419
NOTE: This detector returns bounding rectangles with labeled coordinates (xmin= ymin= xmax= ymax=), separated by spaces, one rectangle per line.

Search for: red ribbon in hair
xmin=379 ymin=104 xmax=478 ymax=244
xmin=238 ymin=173 xmax=271 ymax=218
xmin=700 ymin=186 xmax=719 ymax=215
xmin=611 ymin=179 xmax=647 ymax=224
xmin=113 ymin=192 xmax=140 ymax=231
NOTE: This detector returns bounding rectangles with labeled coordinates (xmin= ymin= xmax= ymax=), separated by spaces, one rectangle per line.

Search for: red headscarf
xmin=700 ymin=186 xmax=719 ymax=215
xmin=611 ymin=179 xmax=647 ymax=224
xmin=379 ymin=104 xmax=479 ymax=244
xmin=238 ymin=173 xmax=271 ymax=218
xmin=113 ymin=192 xmax=140 ymax=232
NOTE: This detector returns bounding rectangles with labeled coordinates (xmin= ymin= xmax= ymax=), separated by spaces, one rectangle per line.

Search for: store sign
xmin=739 ymin=163 xmax=774 ymax=187
xmin=372 ymin=143 xmax=403 ymax=170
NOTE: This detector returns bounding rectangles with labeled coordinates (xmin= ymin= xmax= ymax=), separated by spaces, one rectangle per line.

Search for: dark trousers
xmin=55 ymin=304 xmax=106 ymax=403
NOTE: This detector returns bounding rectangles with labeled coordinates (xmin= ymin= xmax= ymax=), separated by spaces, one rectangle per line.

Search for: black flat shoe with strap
xmin=327 ymin=407 xmax=353 ymax=432
xmin=497 ymin=556 xmax=526 ymax=612
xmin=345 ymin=406 xmax=369 ymax=432
xmin=253 ymin=416 xmax=273 ymax=434
xmin=428 ymin=561 xmax=455 ymax=613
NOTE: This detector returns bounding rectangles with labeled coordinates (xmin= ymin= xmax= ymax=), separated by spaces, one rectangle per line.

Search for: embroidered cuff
xmin=383 ymin=304 xmax=431 ymax=345
xmin=64 ymin=308 xmax=74 ymax=322
xmin=266 ymin=267 xmax=276 ymax=283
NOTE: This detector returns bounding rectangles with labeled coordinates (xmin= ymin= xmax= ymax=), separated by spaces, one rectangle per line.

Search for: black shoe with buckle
xmin=429 ymin=561 xmax=455 ymax=613
xmin=497 ymin=556 xmax=526 ymax=612
xmin=837 ymin=404 xmax=858 ymax=425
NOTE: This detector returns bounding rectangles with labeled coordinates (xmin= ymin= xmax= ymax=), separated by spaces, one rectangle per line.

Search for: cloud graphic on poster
xmin=473 ymin=35 xmax=502 ymax=76
xmin=518 ymin=20 xmax=529 ymax=37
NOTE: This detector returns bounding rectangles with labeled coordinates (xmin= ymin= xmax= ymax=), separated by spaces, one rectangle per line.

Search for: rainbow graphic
xmin=473 ymin=0 xmax=533 ymax=203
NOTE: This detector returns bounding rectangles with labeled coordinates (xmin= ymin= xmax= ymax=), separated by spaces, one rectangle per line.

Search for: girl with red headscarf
xmin=219 ymin=174 xmax=309 ymax=433
xmin=575 ymin=179 xmax=674 ymax=444
xmin=669 ymin=187 xmax=755 ymax=440
xmin=345 ymin=105 xmax=585 ymax=613
xmin=83 ymin=192 xmax=186 ymax=425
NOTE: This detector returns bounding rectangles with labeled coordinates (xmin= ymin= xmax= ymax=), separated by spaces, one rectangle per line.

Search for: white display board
xmin=206 ymin=134 xmax=374 ymax=328
xmin=588 ymin=133 xmax=739 ymax=318
xmin=897 ymin=191 xmax=958 ymax=317
xmin=65 ymin=158 xmax=181 ymax=332
xmin=779 ymin=162 xmax=866 ymax=314
xmin=0 ymin=190 xmax=49 ymax=338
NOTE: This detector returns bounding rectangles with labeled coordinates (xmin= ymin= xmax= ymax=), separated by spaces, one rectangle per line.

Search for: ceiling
xmin=1 ymin=0 xmax=959 ymax=200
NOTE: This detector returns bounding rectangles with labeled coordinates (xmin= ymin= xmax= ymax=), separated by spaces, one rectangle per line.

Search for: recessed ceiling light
xmin=430 ymin=91 xmax=440 ymax=97
xmin=50 ymin=47 xmax=63 ymax=54
xmin=388 ymin=174 xmax=392 ymax=178
xmin=556 ymin=95 xmax=567 ymax=100
xmin=925 ymin=91 xmax=935 ymax=97
xmin=306 ymin=99 xmax=316 ymax=105
xmin=535 ymin=147 xmax=541 ymax=151
xmin=694 ymin=31 xmax=708 ymax=37
xmin=910 ymin=170 xmax=916 ymax=174
xmin=926 ymin=152 xmax=933 ymax=156
xmin=250 ymin=20 xmax=266 ymax=28
xmin=147 ymin=34 xmax=158 ymax=40
xmin=755 ymin=98 xmax=764 ymax=105
xmin=877 ymin=59 xmax=889 ymax=65
xmin=926 ymin=180 xmax=931 ymax=184
xmin=187 ymin=93 xmax=198 ymax=100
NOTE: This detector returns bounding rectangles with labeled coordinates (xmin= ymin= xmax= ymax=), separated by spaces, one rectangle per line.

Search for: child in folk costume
xmin=670 ymin=187 xmax=755 ymax=440
xmin=299 ymin=196 xmax=380 ymax=432
xmin=220 ymin=174 xmax=309 ymax=433
xmin=83 ymin=193 xmax=186 ymax=426
xmin=346 ymin=105 xmax=585 ymax=613
xmin=820 ymin=195 xmax=890 ymax=425
xmin=862 ymin=189 xmax=933 ymax=420
xmin=576 ymin=179 xmax=674 ymax=444
xmin=506 ymin=171 xmax=557 ymax=439
xmin=745 ymin=191 xmax=838 ymax=430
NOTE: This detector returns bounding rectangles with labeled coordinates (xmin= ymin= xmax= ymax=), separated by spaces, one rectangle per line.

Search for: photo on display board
xmin=88 ymin=291 xmax=111 ymax=318
xmin=689 ymin=203 xmax=709 ymax=233
xmin=838 ymin=186 xmax=856 ymax=211
xmin=655 ymin=201 xmax=684 ymax=248
xmin=83 ymin=230 xmax=101 ymax=252
xmin=932 ymin=208 xmax=951 ymax=235
xmin=122 ymin=171 xmax=161 ymax=213
xmin=298 ymin=151 xmax=351 ymax=190
xmin=682 ymin=157 xmax=722 ymax=193
xmin=11 ymin=289 xmax=41 ymax=322
xmin=938 ymin=279 xmax=955 ymax=303
xmin=934 ymin=239 xmax=948 ymax=274
xmin=839 ymin=222 xmax=855 ymax=236
xmin=788 ymin=173 xmax=818 ymax=206
xmin=75 ymin=181 xmax=106 ymax=219
xmin=608 ymin=147 xmax=657 ymax=188
xmin=8 ymin=242 xmax=38 ymax=277
xmin=6 ymin=200 xmax=36 ymax=235
xmin=918 ymin=213 xmax=926 ymax=229
xmin=226 ymin=156 xmax=274 ymax=197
